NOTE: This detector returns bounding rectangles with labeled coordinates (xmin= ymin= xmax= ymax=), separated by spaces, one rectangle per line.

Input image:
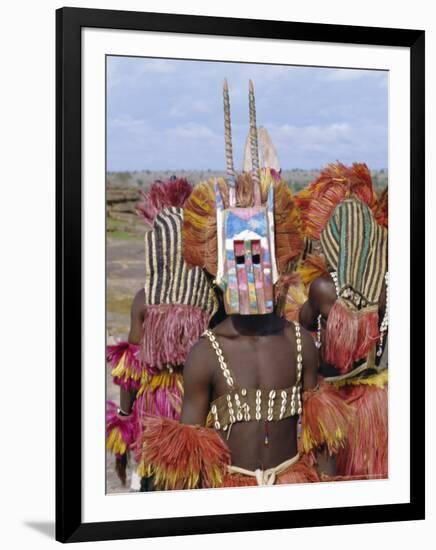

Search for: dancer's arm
xmin=180 ymin=339 xmax=214 ymax=426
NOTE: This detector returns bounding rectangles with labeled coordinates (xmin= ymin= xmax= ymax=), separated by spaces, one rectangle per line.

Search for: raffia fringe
xmin=336 ymin=383 xmax=388 ymax=477
xmin=297 ymin=253 xmax=329 ymax=287
xmin=294 ymin=162 xmax=377 ymax=240
xmin=300 ymin=380 xmax=352 ymax=455
xmin=325 ymin=300 xmax=379 ymax=374
xmin=136 ymin=178 xmax=192 ymax=227
xmin=106 ymin=400 xmax=137 ymax=457
xmin=106 ymin=341 xmax=143 ymax=392
xmin=135 ymin=371 xmax=184 ymax=420
xmin=140 ymin=304 xmax=209 ymax=370
xmin=134 ymin=416 xmax=231 ymax=490
xmin=329 ymin=369 xmax=388 ymax=389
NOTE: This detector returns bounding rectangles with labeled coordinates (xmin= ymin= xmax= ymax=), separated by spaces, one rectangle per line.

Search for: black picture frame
xmin=56 ymin=6 xmax=425 ymax=543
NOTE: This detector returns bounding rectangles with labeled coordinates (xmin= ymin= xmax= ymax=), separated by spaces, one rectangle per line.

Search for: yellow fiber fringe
xmin=106 ymin=427 xmax=128 ymax=456
xmin=111 ymin=353 xmax=142 ymax=386
xmin=329 ymin=369 xmax=388 ymax=389
xmin=136 ymin=371 xmax=184 ymax=396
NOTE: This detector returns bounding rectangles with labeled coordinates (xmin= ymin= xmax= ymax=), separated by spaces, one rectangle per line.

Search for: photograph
xmin=105 ymin=56 xmax=389 ymax=494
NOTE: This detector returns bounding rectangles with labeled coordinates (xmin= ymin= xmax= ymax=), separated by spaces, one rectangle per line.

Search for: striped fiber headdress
xmin=320 ymin=199 xmax=388 ymax=373
xmin=144 ymin=206 xmax=215 ymax=311
xmin=321 ymin=199 xmax=387 ymax=311
xmin=139 ymin=180 xmax=217 ymax=371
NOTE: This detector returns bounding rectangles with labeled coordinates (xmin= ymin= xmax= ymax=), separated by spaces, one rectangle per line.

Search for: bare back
xmin=180 ymin=314 xmax=318 ymax=470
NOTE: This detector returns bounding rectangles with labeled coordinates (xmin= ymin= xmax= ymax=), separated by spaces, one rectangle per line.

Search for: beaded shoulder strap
xmin=293 ymin=321 xmax=303 ymax=388
xmin=203 ymin=330 xmax=237 ymax=390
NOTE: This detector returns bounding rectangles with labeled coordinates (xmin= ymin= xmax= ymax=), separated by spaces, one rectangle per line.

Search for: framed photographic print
xmin=56 ymin=7 xmax=425 ymax=543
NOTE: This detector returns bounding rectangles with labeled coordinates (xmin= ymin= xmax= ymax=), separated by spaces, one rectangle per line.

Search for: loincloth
xmin=222 ymin=453 xmax=320 ymax=487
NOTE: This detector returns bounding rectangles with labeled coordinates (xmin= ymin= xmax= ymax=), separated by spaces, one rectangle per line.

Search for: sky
xmin=107 ymin=56 xmax=388 ymax=172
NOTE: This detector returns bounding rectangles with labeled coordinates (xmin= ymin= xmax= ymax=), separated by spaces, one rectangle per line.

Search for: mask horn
xmin=223 ymin=79 xmax=236 ymax=187
xmin=249 ymin=80 xmax=261 ymax=205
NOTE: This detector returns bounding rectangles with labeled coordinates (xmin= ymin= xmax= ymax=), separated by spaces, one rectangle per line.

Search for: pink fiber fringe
xmin=106 ymin=341 xmax=143 ymax=391
xmin=106 ymin=400 xmax=138 ymax=457
xmin=325 ymin=301 xmax=379 ymax=373
xmin=135 ymin=384 xmax=183 ymax=422
xmin=136 ymin=178 xmax=192 ymax=227
xmin=140 ymin=304 xmax=210 ymax=370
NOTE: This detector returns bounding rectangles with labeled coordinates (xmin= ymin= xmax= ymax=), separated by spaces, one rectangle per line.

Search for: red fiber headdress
xmin=295 ymin=162 xmax=377 ymax=241
xmin=136 ymin=178 xmax=193 ymax=227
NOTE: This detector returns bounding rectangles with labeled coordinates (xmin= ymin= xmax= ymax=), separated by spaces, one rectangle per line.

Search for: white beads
xmin=243 ymin=403 xmax=251 ymax=422
xmin=226 ymin=393 xmax=236 ymax=424
xmin=234 ymin=393 xmax=243 ymax=421
xmin=205 ymin=330 xmax=234 ymax=388
xmin=331 ymin=271 xmax=340 ymax=296
xmin=267 ymin=389 xmax=276 ymax=421
xmin=290 ymin=385 xmax=296 ymax=416
xmin=211 ymin=404 xmax=221 ymax=430
xmin=377 ymin=272 xmax=389 ymax=357
xmin=293 ymin=322 xmax=303 ymax=416
xmin=279 ymin=390 xmax=287 ymax=420
xmin=316 ymin=314 xmax=322 ymax=349
xmin=294 ymin=322 xmax=303 ymax=385
xmin=297 ymin=386 xmax=302 ymax=415
xmin=255 ymin=389 xmax=262 ymax=421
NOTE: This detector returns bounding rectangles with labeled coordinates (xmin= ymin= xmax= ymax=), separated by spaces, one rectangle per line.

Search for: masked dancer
xmin=134 ymin=81 xmax=351 ymax=490
xmin=297 ymin=163 xmax=388 ymax=479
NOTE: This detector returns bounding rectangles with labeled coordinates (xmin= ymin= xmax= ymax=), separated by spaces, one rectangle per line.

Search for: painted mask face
xmin=215 ymin=182 xmax=278 ymax=315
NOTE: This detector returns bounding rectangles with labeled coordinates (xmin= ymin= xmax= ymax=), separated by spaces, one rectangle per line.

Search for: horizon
xmin=106 ymin=167 xmax=389 ymax=173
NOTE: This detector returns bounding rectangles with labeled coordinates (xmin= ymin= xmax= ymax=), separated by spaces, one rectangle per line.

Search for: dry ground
xmin=106 ymin=235 xmax=144 ymax=494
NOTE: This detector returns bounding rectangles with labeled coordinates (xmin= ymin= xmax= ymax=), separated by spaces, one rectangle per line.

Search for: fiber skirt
xmin=334 ymin=377 xmax=388 ymax=479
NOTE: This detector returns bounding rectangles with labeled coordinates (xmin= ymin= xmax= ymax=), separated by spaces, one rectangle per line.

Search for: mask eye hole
xmin=236 ymin=255 xmax=245 ymax=265
xmin=252 ymin=254 xmax=261 ymax=264
xmin=251 ymin=240 xmax=261 ymax=265
xmin=234 ymin=240 xmax=245 ymax=265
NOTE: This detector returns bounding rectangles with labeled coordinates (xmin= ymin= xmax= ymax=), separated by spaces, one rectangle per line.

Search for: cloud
xmin=109 ymin=114 xmax=145 ymax=129
xmin=141 ymin=59 xmax=175 ymax=74
xmin=169 ymin=99 xmax=213 ymax=118
xmin=107 ymin=57 xmax=388 ymax=170
xmin=166 ymin=122 xmax=219 ymax=140
xmin=323 ymin=69 xmax=369 ymax=81
xmin=107 ymin=57 xmax=175 ymax=89
xmin=269 ymin=122 xmax=352 ymax=149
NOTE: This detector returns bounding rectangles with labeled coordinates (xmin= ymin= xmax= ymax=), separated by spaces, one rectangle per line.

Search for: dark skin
xmin=115 ymin=288 xmax=144 ymax=484
xmin=180 ymin=312 xmax=331 ymax=473
xmin=299 ymin=274 xmax=387 ymax=376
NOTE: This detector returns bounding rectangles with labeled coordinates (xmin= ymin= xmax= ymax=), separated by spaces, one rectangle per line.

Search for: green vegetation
xmin=109 ymin=230 xmax=141 ymax=241
xmin=107 ymin=216 xmax=143 ymax=241
xmin=107 ymin=294 xmax=133 ymax=315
